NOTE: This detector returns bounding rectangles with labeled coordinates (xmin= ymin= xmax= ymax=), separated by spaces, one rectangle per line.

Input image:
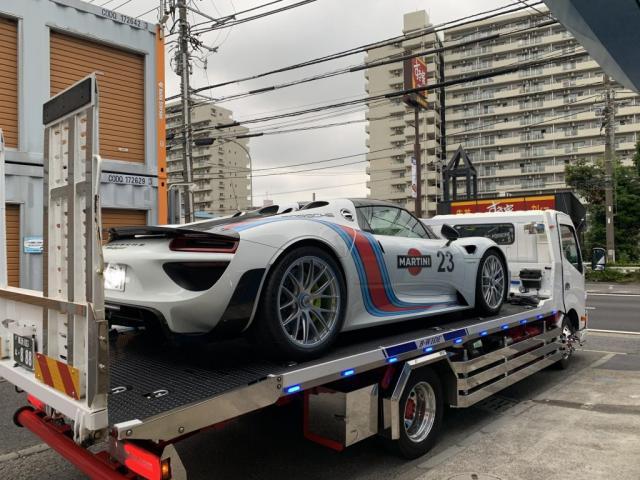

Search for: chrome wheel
xmin=403 ymin=382 xmax=437 ymax=444
xmin=561 ymin=324 xmax=574 ymax=359
xmin=481 ymin=255 xmax=505 ymax=309
xmin=277 ymin=256 xmax=341 ymax=347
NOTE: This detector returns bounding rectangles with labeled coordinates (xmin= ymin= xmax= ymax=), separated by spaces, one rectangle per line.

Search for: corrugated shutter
xmin=50 ymin=32 xmax=145 ymax=163
xmin=5 ymin=204 xmax=20 ymax=287
xmin=102 ymin=208 xmax=147 ymax=242
xmin=0 ymin=16 xmax=18 ymax=148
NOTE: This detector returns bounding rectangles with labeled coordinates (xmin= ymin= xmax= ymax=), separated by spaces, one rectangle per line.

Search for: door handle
xmin=565 ymin=282 xmax=570 ymax=291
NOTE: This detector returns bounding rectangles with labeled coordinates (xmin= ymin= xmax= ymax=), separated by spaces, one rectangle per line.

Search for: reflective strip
xmin=34 ymin=353 xmax=81 ymax=400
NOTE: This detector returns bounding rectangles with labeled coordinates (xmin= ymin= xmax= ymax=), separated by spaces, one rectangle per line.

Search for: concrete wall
xmin=0 ymin=0 xmax=160 ymax=289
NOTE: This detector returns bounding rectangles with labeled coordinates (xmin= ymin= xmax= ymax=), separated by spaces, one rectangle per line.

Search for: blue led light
xmin=520 ymin=319 xmax=527 ymax=325
xmin=387 ymin=356 xmax=398 ymax=364
xmin=552 ymin=309 xmax=558 ymax=315
xmin=341 ymin=369 xmax=355 ymax=377
xmin=454 ymin=338 xmax=463 ymax=344
xmin=536 ymin=314 xmax=544 ymax=320
xmin=501 ymin=324 xmax=509 ymax=330
xmin=480 ymin=330 xmax=488 ymax=336
xmin=285 ymin=385 xmax=301 ymax=394
xmin=423 ymin=346 xmax=434 ymax=353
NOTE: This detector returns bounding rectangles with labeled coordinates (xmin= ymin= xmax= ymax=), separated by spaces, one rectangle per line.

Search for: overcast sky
xmin=115 ymin=0 xmax=509 ymax=206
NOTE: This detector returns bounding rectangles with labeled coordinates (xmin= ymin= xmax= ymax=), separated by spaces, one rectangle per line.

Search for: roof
xmin=349 ymin=198 xmax=399 ymax=208
xmin=544 ymin=0 xmax=640 ymax=93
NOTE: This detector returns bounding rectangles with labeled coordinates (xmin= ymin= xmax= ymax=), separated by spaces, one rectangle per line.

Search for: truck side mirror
xmin=441 ymin=224 xmax=459 ymax=246
xmin=591 ymin=247 xmax=606 ymax=271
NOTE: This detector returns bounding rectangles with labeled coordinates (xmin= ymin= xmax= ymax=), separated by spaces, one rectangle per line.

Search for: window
xmin=454 ymin=224 xmax=515 ymax=245
xmin=559 ymin=224 xmax=583 ymax=272
xmin=357 ymin=206 xmax=429 ymax=239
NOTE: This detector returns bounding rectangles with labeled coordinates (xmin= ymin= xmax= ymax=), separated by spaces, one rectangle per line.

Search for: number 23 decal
xmin=437 ymin=251 xmax=454 ymax=272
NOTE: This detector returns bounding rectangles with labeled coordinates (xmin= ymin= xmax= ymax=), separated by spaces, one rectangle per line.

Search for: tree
xmin=634 ymin=140 xmax=640 ymax=176
xmin=566 ymin=160 xmax=640 ymax=262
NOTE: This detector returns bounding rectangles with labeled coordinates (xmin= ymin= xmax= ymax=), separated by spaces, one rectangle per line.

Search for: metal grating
xmin=108 ymin=333 xmax=283 ymax=425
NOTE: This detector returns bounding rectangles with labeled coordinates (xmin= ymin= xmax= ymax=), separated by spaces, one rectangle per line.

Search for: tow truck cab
xmin=422 ymin=210 xmax=587 ymax=338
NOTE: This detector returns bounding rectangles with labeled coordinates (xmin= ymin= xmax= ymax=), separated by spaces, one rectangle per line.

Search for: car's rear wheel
xmin=475 ymin=249 xmax=507 ymax=316
xmin=252 ymin=246 xmax=346 ymax=360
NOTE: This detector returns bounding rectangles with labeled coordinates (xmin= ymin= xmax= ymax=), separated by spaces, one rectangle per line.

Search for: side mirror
xmin=441 ymin=224 xmax=459 ymax=246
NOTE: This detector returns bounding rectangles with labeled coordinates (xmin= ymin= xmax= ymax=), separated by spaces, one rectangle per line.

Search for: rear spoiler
xmin=107 ymin=225 xmax=239 ymax=242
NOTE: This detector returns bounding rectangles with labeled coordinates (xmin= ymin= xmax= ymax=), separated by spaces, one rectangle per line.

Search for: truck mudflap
xmin=14 ymin=404 xmax=186 ymax=480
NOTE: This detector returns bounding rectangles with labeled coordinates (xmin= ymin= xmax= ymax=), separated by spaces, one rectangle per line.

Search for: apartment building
xmin=443 ymin=7 xmax=639 ymax=196
xmin=365 ymin=11 xmax=444 ymax=217
xmin=166 ymin=102 xmax=252 ymax=215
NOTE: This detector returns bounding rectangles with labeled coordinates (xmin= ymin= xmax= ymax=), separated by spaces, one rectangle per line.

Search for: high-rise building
xmin=365 ymin=11 xmax=444 ymax=217
xmin=443 ymin=7 xmax=639 ymax=197
xmin=366 ymin=7 xmax=640 ymax=206
xmin=166 ymin=101 xmax=252 ymax=215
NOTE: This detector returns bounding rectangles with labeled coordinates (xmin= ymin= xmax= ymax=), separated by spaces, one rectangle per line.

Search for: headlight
xmin=104 ymin=263 xmax=127 ymax=292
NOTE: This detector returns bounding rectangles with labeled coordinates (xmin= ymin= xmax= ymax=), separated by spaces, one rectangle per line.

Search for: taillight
xmin=122 ymin=442 xmax=171 ymax=480
xmin=169 ymin=234 xmax=238 ymax=253
xmin=27 ymin=394 xmax=45 ymax=411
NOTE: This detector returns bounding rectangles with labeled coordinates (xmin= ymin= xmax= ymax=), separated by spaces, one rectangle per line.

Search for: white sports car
xmin=103 ymin=199 xmax=508 ymax=359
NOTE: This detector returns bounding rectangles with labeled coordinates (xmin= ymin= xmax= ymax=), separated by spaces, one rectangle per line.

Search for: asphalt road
xmin=587 ymin=293 xmax=640 ymax=332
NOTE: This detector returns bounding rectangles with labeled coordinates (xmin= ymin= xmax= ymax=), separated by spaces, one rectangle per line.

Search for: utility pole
xmin=603 ymin=74 xmax=616 ymax=262
xmin=414 ymin=108 xmax=422 ymax=217
xmin=177 ymin=0 xmax=194 ymax=223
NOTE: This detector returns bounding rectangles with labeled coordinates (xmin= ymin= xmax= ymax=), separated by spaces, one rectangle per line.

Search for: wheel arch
xmin=483 ymin=246 xmax=510 ymax=301
xmin=244 ymin=237 xmax=349 ymax=330
xmin=564 ymin=308 xmax=580 ymax=332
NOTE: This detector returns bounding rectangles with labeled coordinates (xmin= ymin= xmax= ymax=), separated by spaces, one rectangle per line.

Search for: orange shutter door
xmin=0 ymin=17 xmax=18 ymax=148
xmin=50 ymin=32 xmax=145 ymax=163
xmin=101 ymin=208 xmax=147 ymax=242
xmin=5 ymin=204 xmax=20 ymax=287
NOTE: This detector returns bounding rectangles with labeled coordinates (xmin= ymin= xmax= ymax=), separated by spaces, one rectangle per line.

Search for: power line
xmin=189 ymin=0 xmax=318 ymax=33
xmin=173 ymin=93 xmax=606 ymax=182
xmin=189 ymin=0 xmax=285 ymax=29
xmin=207 ymin=19 xmax=556 ymax=105
xmin=186 ymin=50 xmax=588 ymax=134
xmin=168 ymin=0 xmax=544 ymax=101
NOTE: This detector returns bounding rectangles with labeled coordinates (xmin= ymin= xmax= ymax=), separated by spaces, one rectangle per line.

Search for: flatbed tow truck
xmin=0 ymin=77 xmax=587 ymax=480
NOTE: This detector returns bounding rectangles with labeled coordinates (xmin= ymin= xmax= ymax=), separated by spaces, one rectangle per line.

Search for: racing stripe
xmin=218 ymin=216 xmax=458 ymax=316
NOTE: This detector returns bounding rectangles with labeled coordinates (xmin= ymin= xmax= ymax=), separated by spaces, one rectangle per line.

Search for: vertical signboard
xmin=403 ymin=57 xmax=428 ymax=108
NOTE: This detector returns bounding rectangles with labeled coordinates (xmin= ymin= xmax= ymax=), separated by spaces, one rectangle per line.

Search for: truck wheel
xmin=252 ymin=246 xmax=346 ymax=361
xmin=393 ymin=368 xmax=443 ymax=459
xmin=554 ymin=316 xmax=576 ymax=370
xmin=475 ymin=249 xmax=507 ymax=316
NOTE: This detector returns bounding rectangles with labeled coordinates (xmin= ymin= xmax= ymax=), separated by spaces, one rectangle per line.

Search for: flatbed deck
xmin=108 ymin=302 xmax=547 ymax=434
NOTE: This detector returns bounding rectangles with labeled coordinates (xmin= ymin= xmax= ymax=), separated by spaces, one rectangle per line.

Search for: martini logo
xmin=397 ymin=248 xmax=431 ymax=276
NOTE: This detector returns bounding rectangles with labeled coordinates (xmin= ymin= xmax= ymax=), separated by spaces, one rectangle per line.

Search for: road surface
xmin=587 ymin=292 xmax=640 ymax=333
xmin=1 ymin=333 xmax=639 ymax=480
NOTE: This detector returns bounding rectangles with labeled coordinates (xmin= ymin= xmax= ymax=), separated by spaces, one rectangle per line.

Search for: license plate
xmin=13 ymin=334 xmax=35 ymax=371
xmin=104 ymin=263 xmax=127 ymax=292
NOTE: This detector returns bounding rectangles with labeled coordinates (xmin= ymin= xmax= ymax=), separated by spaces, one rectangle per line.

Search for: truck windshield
xmin=453 ymin=223 xmax=515 ymax=245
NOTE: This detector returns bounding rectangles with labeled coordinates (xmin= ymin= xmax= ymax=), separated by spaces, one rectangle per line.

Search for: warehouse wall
xmin=0 ymin=0 xmax=160 ymax=290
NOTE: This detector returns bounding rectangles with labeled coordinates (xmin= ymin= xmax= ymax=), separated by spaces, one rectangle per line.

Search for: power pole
xmin=603 ymin=74 xmax=616 ymax=262
xmin=177 ymin=0 xmax=194 ymax=223
xmin=414 ymin=108 xmax=422 ymax=217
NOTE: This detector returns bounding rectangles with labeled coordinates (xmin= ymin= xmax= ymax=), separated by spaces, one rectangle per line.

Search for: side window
xmin=559 ymin=224 xmax=583 ymax=273
xmin=358 ymin=206 xmax=428 ymax=238
xmin=454 ymin=223 xmax=515 ymax=245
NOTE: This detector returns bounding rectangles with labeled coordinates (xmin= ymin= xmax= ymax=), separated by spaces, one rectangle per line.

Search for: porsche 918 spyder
xmin=103 ymin=199 xmax=508 ymax=359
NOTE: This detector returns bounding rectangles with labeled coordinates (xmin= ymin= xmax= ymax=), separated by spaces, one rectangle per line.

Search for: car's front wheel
xmin=252 ymin=246 xmax=346 ymax=360
xmin=475 ymin=249 xmax=507 ymax=316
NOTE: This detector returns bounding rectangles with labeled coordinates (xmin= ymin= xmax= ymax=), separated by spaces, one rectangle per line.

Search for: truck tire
xmin=251 ymin=246 xmax=346 ymax=361
xmin=475 ymin=249 xmax=507 ymax=316
xmin=393 ymin=368 xmax=444 ymax=459
xmin=554 ymin=315 xmax=576 ymax=370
